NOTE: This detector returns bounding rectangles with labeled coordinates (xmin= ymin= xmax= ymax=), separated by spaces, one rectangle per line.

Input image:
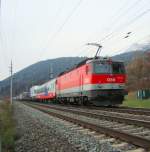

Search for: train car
xmin=45 ymin=78 xmax=56 ymax=100
xmin=30 ymin=79 xmax=56 ymax=102
xmin=56 ymin=57 xmax=127 ymax=106
xmin=30 ymin=86 xmax=39 ymax=100
xmin=14 ymin=92 xmax=31 ymax=101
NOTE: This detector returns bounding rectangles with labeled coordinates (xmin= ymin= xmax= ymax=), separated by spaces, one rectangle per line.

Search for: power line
xmin=108 ymin=34 xmax=150 ymax=56
xmin=0 ymin=0 xmax=1 ymax=14
xmin=91 ymin=0 xmax=143 ymax=44
xmin=99 ymin=8 xmax=150 ymax=44
xmin=108 ymin=0 xmax=143 ymax=29
xmin=39 ymin=0 xmax=84 ymax=59
xmin=74 ymin=0 xmax=144 ymax=58
xmin=0 ymin=0 xmax=9 ymax=69
xmin=91 ymin=0 xmax=148 ymax=47
xmin=83 ymin=6 xmax=150 ymax=58
xmin=38 ymin=0 xmax=65 ymax=53
xmin=47 ymin=0 xmax=83 ymax=42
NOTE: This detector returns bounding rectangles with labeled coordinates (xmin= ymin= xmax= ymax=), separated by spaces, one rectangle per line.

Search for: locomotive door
xmin=56 ymin=79 xmax=60 ymax=97
xmin=80 ymin=74 xmax=83 ymax=96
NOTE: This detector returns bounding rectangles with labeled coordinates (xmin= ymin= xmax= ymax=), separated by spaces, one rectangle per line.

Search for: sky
xmin=0 ymin=0 xmax=150 ymax=80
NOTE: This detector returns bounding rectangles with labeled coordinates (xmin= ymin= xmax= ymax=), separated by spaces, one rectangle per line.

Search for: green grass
xmin=122 ymin=92 xmax=150 ymax=108
xmin=0 ymin=101 xmax=15 ymax=152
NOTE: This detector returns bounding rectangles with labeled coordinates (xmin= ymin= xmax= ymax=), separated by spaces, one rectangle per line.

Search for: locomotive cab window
xmin=112 ymin=62 xmax=125 ymax=74
xmin=93 ymin=62 xmax=111 ymax=74
xmin=93 ymin=61 xmax=125 ymax=74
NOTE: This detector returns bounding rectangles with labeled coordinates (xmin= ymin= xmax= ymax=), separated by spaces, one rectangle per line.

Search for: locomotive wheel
xmin=83 ymin=97 xmax=88 ymax=105
xmin=77 ymin=96 xmax=88 ymax=105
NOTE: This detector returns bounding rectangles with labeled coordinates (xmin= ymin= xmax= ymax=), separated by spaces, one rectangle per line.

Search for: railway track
xmin=56 ymin=104 xmax=150 ymax=116
xmin=24 ymin=102 xmax=150 ymax=128
xmin=93 ymin=107 xmax=150 ymax=116
xmin=23 ymin=101 xmax=150 ymax=151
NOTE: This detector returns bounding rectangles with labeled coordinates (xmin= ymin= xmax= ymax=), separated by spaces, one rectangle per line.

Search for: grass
xmin=122 ymin=92 xmax=150 ymax=108
xmin=0 ymin=101 xmax=15 ymax=152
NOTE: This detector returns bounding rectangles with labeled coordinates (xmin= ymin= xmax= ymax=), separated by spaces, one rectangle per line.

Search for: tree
xmin=126 ymin=51 xmax=150 ymax=91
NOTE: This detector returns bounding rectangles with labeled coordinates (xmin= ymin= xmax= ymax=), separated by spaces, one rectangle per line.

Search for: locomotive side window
xmin=112 ymin=62 xmax=125 ymax=74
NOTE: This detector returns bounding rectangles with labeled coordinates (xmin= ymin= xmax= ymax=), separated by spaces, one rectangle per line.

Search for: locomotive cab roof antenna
xmin=86 ymin=43 xmax=102 ymax=58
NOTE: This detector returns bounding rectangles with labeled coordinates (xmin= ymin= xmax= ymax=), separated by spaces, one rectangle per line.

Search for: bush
xmin=0 ymin=101 xmax=15 ymax=151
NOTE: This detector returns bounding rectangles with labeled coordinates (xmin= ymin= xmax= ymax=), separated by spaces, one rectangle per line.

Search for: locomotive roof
xmin=58 ymin=57 xmax=110 ymax=76
xmin=58 ymin=58 xmax=90 ymax=76
xmin=58 ymin=57 xmax=124 ymax=76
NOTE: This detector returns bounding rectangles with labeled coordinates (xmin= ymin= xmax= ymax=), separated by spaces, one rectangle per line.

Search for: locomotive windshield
xmin=93 ymin=61 xmax=125 ymax=74
xmin=94 ymin=62 xmax=111 ymax=74
xmin=112 ymin=62 xmax=125 ymax=74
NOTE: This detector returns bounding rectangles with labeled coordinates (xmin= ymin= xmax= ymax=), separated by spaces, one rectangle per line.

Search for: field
xmin=122 ymin=92 xmax=150 ymax=108
xmin=0 ymin=101 xmax=15 ymax=151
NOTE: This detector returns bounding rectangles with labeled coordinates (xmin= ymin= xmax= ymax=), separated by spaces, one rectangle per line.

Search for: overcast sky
xmin=0 ymin=0 xmax=150 ymax=80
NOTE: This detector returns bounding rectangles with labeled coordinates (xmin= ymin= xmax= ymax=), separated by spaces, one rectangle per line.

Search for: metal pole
xmin=95 ymin=46 xmax=101 ymax=58
xmin=10 ymin=60 xmax=13 ymax=105
xmin=0 ymin=0 xmax=2 ymax=149
xmin=50 ymin=63 xmax=53 ymax=79
xmin=0 ymin=135 xmax=1 ymax=152
xmin=86 ymin=43 xmax=102 ymax=58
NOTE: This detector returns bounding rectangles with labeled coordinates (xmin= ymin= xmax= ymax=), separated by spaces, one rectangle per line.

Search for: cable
xmin=108 ymin=34 xmax=150 ymax=56
xmin=108 ymin=0 xmax=143 ymax=29
xmin=48 ymin=0 xmax=83 ymax=42
xmin=52 ymin=0 xmax=65 ymax=25
xmin=75 ymin=0 xmax=143 ymax=58
xmin=99 ymin=8 xmax=150 ymax=45
xmin=96 ymin=0 xmax=147 ymax=44
xmin=38 ymin=0 xmax=84 ymax=60
xmin=92 ymin=0 xmax=143 ymax=44
xmin=37 ymin=0 xmax=65 ymax=52
xmin=72 ymin=0 xmax=150 ymax=59
xmin=0 ymin=0 xmax=9 ymax=68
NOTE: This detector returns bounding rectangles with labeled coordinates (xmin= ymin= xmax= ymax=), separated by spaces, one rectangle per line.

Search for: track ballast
xmin=23 ymin=101 xmax=150 ymax=151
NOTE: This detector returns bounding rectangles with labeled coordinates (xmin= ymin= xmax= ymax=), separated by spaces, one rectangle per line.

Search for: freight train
xmin=17 ymin=57 xmax=127 ymax=106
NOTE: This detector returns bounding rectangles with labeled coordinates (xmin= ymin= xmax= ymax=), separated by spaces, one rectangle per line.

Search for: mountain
xmin=0 ymin=50 xmax=149 ymax=98
xmin=0 ymin=57 xmax=85 ymax=97
xmin=112 ymin=51 xmax=145 ymax=63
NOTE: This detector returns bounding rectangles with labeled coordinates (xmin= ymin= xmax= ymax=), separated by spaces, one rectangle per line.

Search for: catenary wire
xmin=99 ymin=8 xmax=150 ymax=43
xmin=74 ymin=0 xmax=145 ymax=58
xmin=38 ymin=0 xmax=84 ymax=60
xmin=0 ymin=0 xmax=9 ymax=69
xmin=108 ymin=34 xmax=150 ymax=56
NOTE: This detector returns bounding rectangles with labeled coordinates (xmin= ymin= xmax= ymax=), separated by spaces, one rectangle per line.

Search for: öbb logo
xmin=107 ymin=78 xmax=116 ymax=82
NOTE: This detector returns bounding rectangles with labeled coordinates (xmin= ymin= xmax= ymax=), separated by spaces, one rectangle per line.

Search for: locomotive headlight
xmin=119 ymin=85 xmax=124 ymax=88
xmin=98 ymin=85 xmax=103 ymax=88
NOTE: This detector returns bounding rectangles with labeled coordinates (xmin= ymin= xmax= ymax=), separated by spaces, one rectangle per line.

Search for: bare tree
xmin=126 ymin=51 xmax=150 ymax=91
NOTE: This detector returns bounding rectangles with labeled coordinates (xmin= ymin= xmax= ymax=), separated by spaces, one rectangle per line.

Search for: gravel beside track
xmin=27 ymin=103 xmax=150 ymax=140
xmin=14 ymin=102 xmax=119 ymax=152
xmin=30 ymin=103 xmax=150 ymax=125
xmin=23 ymin=102 xmax=150 ymax=151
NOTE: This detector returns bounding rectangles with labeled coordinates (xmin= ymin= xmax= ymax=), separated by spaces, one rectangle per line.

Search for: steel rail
xmin=27 ymin=102 xmax=150 ymax=128
xmin=93 ymin=107 xmax=150 ymax=116
xmin=24 ymin=102 xmax=150 ymax=150
xmin=52 ymin=102 xmax=150 ymax=115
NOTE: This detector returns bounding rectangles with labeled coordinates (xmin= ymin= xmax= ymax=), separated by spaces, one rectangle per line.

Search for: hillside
xmin=112 ymin=51 xmax=144 ymax=63
xmin=0 ymin=50 xmax=149 ymax=97
xmin=0 ymin=57 xmax=85 ymax=97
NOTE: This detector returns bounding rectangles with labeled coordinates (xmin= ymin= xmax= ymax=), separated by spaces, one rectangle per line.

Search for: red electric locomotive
xmin=56 ymin=57 xmax=127 ymax=106
xmin=28 ymin=44 xmax=127 ymax=106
